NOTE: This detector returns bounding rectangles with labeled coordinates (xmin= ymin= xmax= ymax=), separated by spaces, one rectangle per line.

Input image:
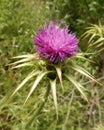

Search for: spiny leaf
xmin=12 ymin=62 xmax=33 ymax=68
xmin=74 ymin=55 xmax=95 ymax=63
xmin=12 ymin=58 xmax=32 ymax=64
xmin=9 ymin=54 xmax=38 ymax=67
xmin=50 ymin=79 xmax=58 ymax=118
xmin=24 ymin=71 xmax=49 ymax=104
xmin=96 ymin=40 xmax=104 ymax=48
xmin=65 ymin=74 xmax=88 ymax=101
xmin=12 ymin=54 xmax=37 ymax=59
xmin=75 ymin=52 xmax=96 ymax=56
xmin=55 ymin=66 xmax=64 ymax=90
xmin=97 ymin=47 xmax=104 ymax=53
xmin=70 ymin=64 xmax=102 ymax=86
xmin=9 ymin=71 xmax=40 ymax=99
xmin=88 ymin=33 xmax=96 ymax=43
xmin=89 ymin=37 xmax=104 ymax=47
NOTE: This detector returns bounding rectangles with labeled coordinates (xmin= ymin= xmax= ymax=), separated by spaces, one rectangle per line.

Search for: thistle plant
xmin=10 ymin=21 xmax=101 ymax=127
xmin=82 ymin=22 xmax=104 ymax=53
xmin=81 ymin=22 xmax=104 ymax=77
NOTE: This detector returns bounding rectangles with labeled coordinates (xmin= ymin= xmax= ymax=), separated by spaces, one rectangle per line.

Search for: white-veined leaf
xmin=9 ymin=54 xmax=38 ymax=66
xmin=74 ymin=55 xmax=95 ymax=63
xmin=12 ymin=62 xmax=33 ymax=68
xmin=96 ymin=41 xmax=104 ymax=48
xmin=24 ymin=71 xmax=49 ymax=104
xmin=88 ymin=33 xmax=96 ymax=43
xmin=75 ymin=52 xmax=96 ymax=56
xmin=12 ymin=55 xmax=37 ymax=64
xmin=65 ymin=74 xmax=88 ymax=101
xmin=12 ymin=58 xmax=32 ymax=64
xmin=13 ymin=54 xmax=37 ymax=59
xmin=50 ymin=79 xmax=58 ymax=117
xmin=9 ymin=70 xmax=40 ymax=99
xmin=89 ymin=37 xmax=104 ymax=47
xmin=70 ymin=64 xmax=102 ymax=86
xmin=55 ymin=66 xmax=63 ymax=90
xmin=97 ymin=47 xmax=104 ymax=53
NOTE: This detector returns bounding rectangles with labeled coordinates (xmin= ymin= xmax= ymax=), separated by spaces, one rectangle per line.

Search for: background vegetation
xmin=0 ymin=0 xmax=104 ymax=130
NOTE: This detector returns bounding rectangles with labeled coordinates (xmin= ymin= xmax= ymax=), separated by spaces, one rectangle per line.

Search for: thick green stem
xmin=26 ymin=85 xmax=50 ymax=128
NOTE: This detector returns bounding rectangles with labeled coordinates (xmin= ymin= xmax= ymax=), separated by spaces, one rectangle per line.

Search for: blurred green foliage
xmin=47 ymin=0 xmax=104 ymax=34
xmin=0 ymin=0 xmax=104 ymax=130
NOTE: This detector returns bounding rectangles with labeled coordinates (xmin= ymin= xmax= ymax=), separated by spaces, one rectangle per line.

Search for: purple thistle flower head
xmin=34 ymin=21 xmax=78 ymax=63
